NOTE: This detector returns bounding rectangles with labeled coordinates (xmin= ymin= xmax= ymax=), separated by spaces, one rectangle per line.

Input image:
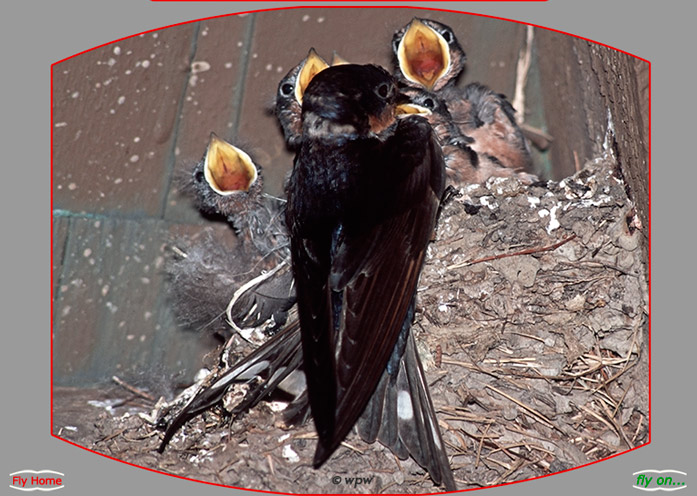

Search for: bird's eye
xmin=375 ymin=82 xmax=393 ymax=99
xmin=280 ymin=83 xmax=294 ymax=96
xmin=423 ymin=97 xmax=435 ymax=109
xmin=194 ymin=169 xmax=204 ymax=183
xmin=442 ymin=30 xmax=453 ymax=43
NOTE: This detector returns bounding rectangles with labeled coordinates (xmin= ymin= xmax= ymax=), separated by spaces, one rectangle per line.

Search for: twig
xmin=485 ymin=384 xmax=555 ymax=430
xmin=112 ymin=376 xmax=156 ymax=402
xmin=448 ymin=234 xmax=577 ymax=270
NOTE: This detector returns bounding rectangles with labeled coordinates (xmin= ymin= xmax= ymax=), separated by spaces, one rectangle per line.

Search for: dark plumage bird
xmin=285 ymin=63 xmax=455 ymax=489
xmin=159 ymin=63 xmax=456 ymax=490
xmin=393 ymin=18 xmax=537 ymax=185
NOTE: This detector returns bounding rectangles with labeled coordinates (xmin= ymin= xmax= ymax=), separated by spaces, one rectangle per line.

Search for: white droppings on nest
xmin=527 ymin=196 xmax=541 ymax=208
xmin=282 ymin=445 xmax=300 ymax=463
xmin=87 ymin=399 xmax=122 ymax=415
xmin=188 ymin=450 xmax=215 ymax=465
xmin=479 ymin=196 xmax=498 ymax=210
xmin=268 ymin=401 xmax=289 ymax=413
xmin=546 ymin=204 xmax=560 ymax=233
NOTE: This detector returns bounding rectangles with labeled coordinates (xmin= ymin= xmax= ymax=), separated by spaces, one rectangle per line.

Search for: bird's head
xmin=302 ymin=64 xmax=415 ymax=140
xmin=392 ymin=18 xmax=466 ymax=91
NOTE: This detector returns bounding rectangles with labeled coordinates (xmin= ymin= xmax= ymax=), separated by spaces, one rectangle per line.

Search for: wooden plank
xmin=164 ymin=15 xmax=253 ymax=223
xmin=52 ymin=23 xmax=196 ymax=218
xmin=52 ymin=216 xmax=223 ymax=387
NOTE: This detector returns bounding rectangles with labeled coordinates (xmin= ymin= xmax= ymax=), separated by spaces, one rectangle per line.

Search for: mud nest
xmin=55 ymin=153 xmax=648 ymax=493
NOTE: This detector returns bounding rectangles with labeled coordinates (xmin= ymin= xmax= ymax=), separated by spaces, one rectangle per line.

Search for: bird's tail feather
xmin=158 ymin=319 xmax=303 ymax=453
xmin=357 ymin=331 xmax=456 ymax=491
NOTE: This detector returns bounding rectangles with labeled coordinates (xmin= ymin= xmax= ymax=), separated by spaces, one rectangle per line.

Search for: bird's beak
xmin=203 ymin=133 xmax=258 ymax=195
xmin=395 ymin=102 xmax=432 ymax=117
xmin=397 ymin=19 xmax=451 ymax=90
xmin=331 ymin=51 xmax=350 ymax=66
xmin=395 ymin=91 xmax=432 ymax=117
xmin=297 ymin=48 xmax=329 ymax=104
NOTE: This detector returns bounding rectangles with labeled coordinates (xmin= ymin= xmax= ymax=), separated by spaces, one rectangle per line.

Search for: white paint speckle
xmin=83 ymin=248 xmax=92 ymax=257
xmin=113 ymin=46 xmax=121 ymax=55
xmin=302 ymin=14 xmax=310 ymax=21
xmin=141 ymin=60 xmax=150 ymax=68
xmin=191 ymin=61 xmax=210 ymax=74
xmin=55 ymin=122 xmax=68 ymax=128
xmin=129 ymin=155 xmax=139 ymax=163
xmin=117 ymin=96 xmax=126 ymax=105
xmin=71 ymin=91 xmax=80 ymax=99
xmin=68 ymin=183 xmax=77 ymax=190
xmin=317 ymin=17 xmax=325 ymax=23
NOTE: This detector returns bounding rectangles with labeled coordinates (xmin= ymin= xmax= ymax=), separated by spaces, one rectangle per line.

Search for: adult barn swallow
xmin=285 ymin=64 xmax=455 ymax=489
xmin=275 ymin=48 xmax=329 ymax=151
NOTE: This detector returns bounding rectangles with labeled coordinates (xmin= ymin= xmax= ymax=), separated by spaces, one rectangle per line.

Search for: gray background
xmin=4 ymin=0 xmax=684 ymax=494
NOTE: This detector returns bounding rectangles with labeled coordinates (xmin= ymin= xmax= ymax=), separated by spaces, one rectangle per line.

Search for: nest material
xmin=65 ymin=154 xmax=648 ymax=492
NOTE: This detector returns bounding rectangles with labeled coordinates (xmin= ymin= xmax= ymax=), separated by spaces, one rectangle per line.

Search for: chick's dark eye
xmin=375 ymin=82 xmax=392 ymax=99
xmin=423 ymin=98 xmax=435 ymax=109
xmin=194 ymin=169 xmax=204 ymax=183
xmin=442 ymin=30 xmax=453 ymax=43
xmin=280 ymin=83 xmax=294 ymax=96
